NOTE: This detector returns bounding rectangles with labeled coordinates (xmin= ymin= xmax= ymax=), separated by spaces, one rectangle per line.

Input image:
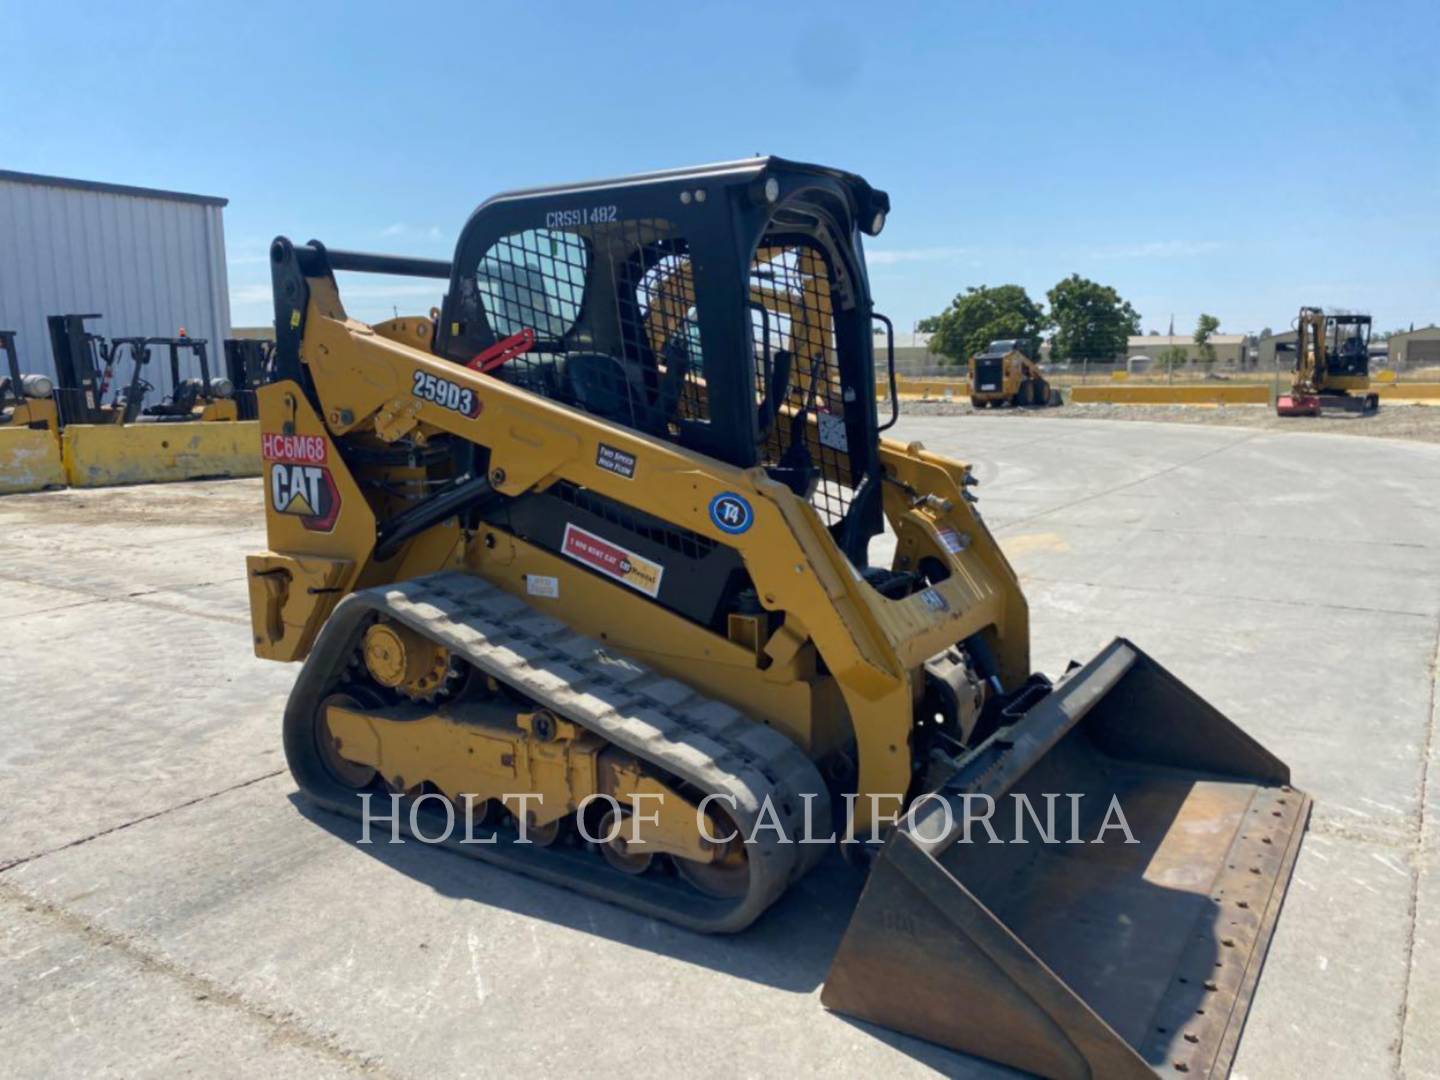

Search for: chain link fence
xmin=883 ymin=350 xmax=1440 ymax=390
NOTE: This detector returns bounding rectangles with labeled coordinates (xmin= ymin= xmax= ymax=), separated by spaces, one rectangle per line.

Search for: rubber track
xmin=284 ymin=571 xmax=832 ymax=933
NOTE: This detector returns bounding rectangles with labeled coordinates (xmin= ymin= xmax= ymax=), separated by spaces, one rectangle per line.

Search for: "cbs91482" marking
xmin=545 ymin=205 xmax=618 ymax=228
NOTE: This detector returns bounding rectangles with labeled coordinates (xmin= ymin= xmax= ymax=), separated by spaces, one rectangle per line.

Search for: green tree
xmin=1158 ymin=346 xmax=1189 ymax=371
xmin=1193 ymin=313 xmax=1220 ymax=367
xmin=919 ymin=284 xmax=1048 ymax=365
xmin=1046 ymin=274 xmax=1141 ymax=362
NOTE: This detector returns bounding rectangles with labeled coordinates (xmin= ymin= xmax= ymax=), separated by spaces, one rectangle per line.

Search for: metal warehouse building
xmin=1257 ymin=329 xmax=1298 ymax=371
xmin=1389 ymin=325 xmax=1440 ymax=369
xmin=1124 ymin=333 xmax=1251 ymax=368
xmin=0 ymin=170 xmax=231 ymax=397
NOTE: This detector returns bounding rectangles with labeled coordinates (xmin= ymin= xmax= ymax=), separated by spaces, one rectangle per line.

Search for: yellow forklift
xmin=47 ymin=315 xmax=152 ymax=427
xmin=0 ymin=329 xmax=65 ymax=492
xmin=134 ymin=335 xmax=239 ymax=422
xmin=45 ymin=314 xmax=259 ymax=488
xmin=223 ymin=337 xmax=275 ymax=421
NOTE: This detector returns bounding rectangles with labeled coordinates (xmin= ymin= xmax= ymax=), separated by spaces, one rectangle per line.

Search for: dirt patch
xmin=900 ymin=400 xmax=1440 ymax=445
xmin=0 ymin=477 xmax=263 ymax=525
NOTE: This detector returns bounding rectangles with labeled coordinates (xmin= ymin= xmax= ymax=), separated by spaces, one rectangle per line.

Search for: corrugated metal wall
xmin=0 ymin=172 xmax=231 ymax=401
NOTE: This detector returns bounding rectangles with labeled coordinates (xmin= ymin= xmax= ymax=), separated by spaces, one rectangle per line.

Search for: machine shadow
xmin=285 ymin=640 xmax=1305 ymax=1077
xmin=291 ymin=795 xmax=1013 ymax=1076
xmin=289 ymin=793 xmax=859 ymax=995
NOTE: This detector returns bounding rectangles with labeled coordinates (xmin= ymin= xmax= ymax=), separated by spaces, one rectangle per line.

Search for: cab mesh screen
xmin=471 ymin=221 xmax=707 ymax=437
xmin=750 ymin=242 xmax=855 ymax=526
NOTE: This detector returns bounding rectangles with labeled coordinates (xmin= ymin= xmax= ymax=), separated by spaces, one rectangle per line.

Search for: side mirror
xmin=873 ymin=312 xmax=897 ymax=432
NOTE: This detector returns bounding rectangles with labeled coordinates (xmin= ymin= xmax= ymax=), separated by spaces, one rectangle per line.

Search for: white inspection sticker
xmin=526 ymin=574 xmax=560 ymax=599
xmin=937 ymin=527 xmax=970 ymax=554
xmin=817 ymin=412 xmax=849 ymax=453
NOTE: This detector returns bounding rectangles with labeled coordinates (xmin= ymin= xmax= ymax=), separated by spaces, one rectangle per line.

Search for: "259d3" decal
xmin=412 ymin=370 xmax=481 ymax=418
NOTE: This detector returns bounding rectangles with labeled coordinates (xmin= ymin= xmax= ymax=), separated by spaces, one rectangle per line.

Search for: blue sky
xmin=3 ymin=0 xmax=1436 ymax=337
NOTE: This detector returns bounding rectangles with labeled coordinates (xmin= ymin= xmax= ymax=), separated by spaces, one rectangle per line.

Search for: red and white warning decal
xmin=560 ymin=523 xmax=664 ymax=598
xmin=270 ymin=462 xmax=341 ymax=532
xmin=261 ymin=432 xmax=328 ymax=464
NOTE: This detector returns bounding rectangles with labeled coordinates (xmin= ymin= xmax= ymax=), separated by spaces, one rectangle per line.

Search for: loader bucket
xmin=823 ymin=639 xmax=1309 ymax=1080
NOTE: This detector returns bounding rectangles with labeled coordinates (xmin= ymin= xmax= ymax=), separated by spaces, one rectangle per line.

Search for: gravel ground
xmin=899 ymin=399 xmax=1440 ymax=444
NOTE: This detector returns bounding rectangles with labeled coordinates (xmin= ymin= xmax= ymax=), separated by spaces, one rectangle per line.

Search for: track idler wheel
xmin=675 ymin=804 xmax=750 ymax=898
xmin=315 ymin=691 xmax=379 ymax=789
xmin=522 ymin=811 xmax=568 ymax=848
xmin=597 ymin=808 xmax=654 ymax=876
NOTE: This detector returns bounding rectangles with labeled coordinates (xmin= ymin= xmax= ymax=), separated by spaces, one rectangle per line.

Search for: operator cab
xmin=978 ymin=339 xmax=1037 ymax=362
xmin=1326 ymin=314 xmax=1372 ymax=378
xmin=433 ymin=158 xmax=892 ymax=564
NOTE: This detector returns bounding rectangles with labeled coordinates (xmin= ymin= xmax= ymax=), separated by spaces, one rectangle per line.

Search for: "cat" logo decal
xmin=263 ymin=433 xmax=340 ymax=531
xmin=270 ymin=463 xmax=340 ymax=531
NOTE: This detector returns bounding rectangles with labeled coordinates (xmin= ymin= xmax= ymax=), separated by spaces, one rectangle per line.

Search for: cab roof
xmin=472 ymin=156 xmax=890 ymax=234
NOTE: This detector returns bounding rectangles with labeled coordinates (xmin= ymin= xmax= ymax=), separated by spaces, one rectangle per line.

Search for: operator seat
xmin=561 ymin=328 xmax=701 ymax=437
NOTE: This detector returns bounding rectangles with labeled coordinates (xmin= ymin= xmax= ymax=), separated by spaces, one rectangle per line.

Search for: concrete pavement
xmin=1 ymin=415 xmax=1435 ymax=1078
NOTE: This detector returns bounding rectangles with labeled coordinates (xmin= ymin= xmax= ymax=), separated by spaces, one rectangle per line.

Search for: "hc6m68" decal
xmin=262 ymin=435 xmax=340 ymax=532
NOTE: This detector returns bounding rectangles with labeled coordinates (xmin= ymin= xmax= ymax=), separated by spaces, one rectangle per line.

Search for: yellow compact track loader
xmin=0 ymin=329 xmax=65 ymax=493
xmin=249 ymin=158 xmax=1307 ymax=1079
xmin=969 ymin=339 xmax=1057 ymax=408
